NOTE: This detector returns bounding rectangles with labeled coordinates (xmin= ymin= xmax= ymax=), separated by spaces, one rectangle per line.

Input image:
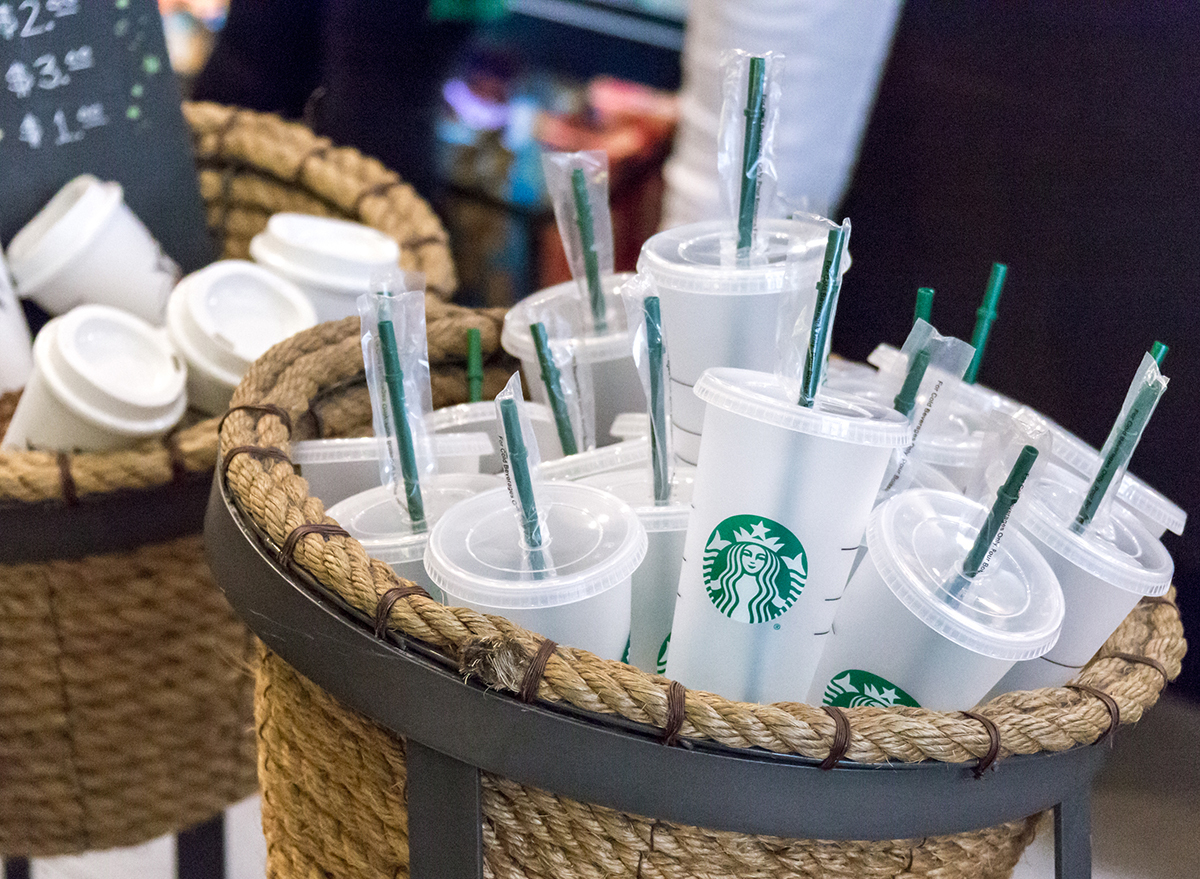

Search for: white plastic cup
xmin=580 ymin=467 xmax=695 ymax=674
xmin=292 ymin=432 xmax=495 ymax=508
xmin=5 ymin=175 xmax=180 ymax=325
xmin=0 ymin=254 xmax=33 ymax=392
xmin=165 ymin=260 xmax=317 ymax=415
xmin=249 ymin=213 xmax=401 ymax=322
xmin=427 ymin=400 xmax=562 ymax=475
xmin=985 ymin=464 xmax=1173 ymax=697
xmin=808 ymin=489 xmax=1064 ymax=712
xmin=666 ymin=368 xmax=911 ymax=704
xmin=500 ymin=273 xmax=644 ymax=447
xmin=425 ymin=483 xmax=648 ymax=660
xmin=2 ymin=304 xmax=187 ymax=452
xmin=636 ymin=217 xmax=847 ymax=464
xmin=327 ymin=473 xmax=503 ymax=601
xmin=536 ymin=437 xmax=650 ymax=482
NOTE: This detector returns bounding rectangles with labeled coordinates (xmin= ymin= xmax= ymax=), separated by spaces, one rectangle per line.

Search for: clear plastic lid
xmin=869 ymin=489 xmax=1065 ymax=661
xmin=249 ymin=213 xmax=400 ymax=292
xmin=1014 ymin=463 xmax=1174 ymax=596
xmin=500 ymin=273 xmax=634 ymax=363
xmin=636 ymin=217 xmax=838 ymax=295
xmin=427 ymin=399 xmax=554 ymax=432
xmin=425 ymin=483 xmax=647 ymax=609
xmin=578 ymin=466 xmax=696 ymax=532
xmin=292 ymin=432 xmax=494 ymax=465
xmin=326 ymin=473 xmax=502 ymax=565
xmin=694 ymin=368 xmax=911 ymax=448
xmin=535 ymin=437 xmax=650 ymax=481
xmin=608 ymin=411 xmax=650 ymax=440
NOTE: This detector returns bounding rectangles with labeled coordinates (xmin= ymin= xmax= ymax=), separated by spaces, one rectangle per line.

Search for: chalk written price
xmin=17 ymin=100 xmax=107 ymax=147
xmin=6 ymin=45 xmax=93 ymax=97
xmin=0 ymin=0 xmax=80 ymax=40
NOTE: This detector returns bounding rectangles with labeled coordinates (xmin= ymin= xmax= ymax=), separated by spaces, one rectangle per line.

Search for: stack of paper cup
xmin=425 ymin=483 xmax=648 ymax=660
xmin=666 ymin=368 xmax=911 ymax=703
xmin=808 ymin=489 xmax=1064 ymax=712
xmin=500 ymin=273 xmax=643 ymax=447
xmin=0 ymin=254 xmax=33 ymax=392
xmin=986 ymin=463 xmax=1173 ymax=696
xmin=327 ymin=473 xmax=503 ymax=601
xmin=2 ymin=304 xmax=187 ymax=452
xmin=165 ymin=260 xmax=318 ymax=414
xmin=580 ymin=467 xmax=696 ymax=674
xmin=250 ymin=213 xmax=401 ymax=322
xmin=5 ymin=175 xmax=180 ymax=324
xmin=636 ymin=216 xmax=846 ymax=464
xmin=427 ymin=400 xmax=562 ymax=475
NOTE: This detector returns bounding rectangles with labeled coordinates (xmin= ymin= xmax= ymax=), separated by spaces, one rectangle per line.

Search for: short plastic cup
xmin=292 ymin=433 xmax=496 ymax=507
xmin=249 ymin=213 xmax=401 ymax=322
xmin=327 ymin=473 xmax=503 ymax=601
xmin=666 ymin=368 xmax=911 ymax=704
xmin=536 ymin=437 xmax=650 ymax=482
xmin=165 ymin=260 xmax=317 ymax=415
xmin=985 ymin=463 xmax=1173 ymax=696
xmin=808 ymin=489 xmax=1064 ymax=712
xmin=5 ymin=175 xmax=180 ymax=324
xmin=2 ymin=304 xmax=187 ymax=452
xmin=0 ymin=257 xmax=33 ymax=392
xmin=425 ymin=483 xmax=648 ymax=660
xmin=500 ymin=272 xmax=643 ymax=447
xmin=579 ymin=467 xmax=695 ymax=674
xmin=636 ymin=217 xmax=847 ymax=464
xmin=426 ymin=400 xmax=562 ymax=474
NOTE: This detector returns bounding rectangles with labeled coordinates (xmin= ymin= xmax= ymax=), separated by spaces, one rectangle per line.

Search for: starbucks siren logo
xmin=656 ymin=633 xmax=671 ymax=675
xmin=822 ymin=670 xmax=920 ymax=708
xmin=703 ymin=515 xmax=807 ymax=623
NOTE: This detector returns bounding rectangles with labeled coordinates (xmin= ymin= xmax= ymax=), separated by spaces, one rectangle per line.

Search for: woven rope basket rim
xmin=220 ymin=297 xmax=1186 ymax=770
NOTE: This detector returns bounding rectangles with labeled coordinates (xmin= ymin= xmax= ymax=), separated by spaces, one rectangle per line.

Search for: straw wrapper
xmin=620 ymin=273 xmax=674 ymax=504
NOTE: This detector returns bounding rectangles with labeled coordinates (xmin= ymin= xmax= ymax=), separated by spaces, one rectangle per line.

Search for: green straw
xmin=377 ymin=302 xmax=426 ymax=530
xmin=914 ymin=287 xmax=935 ymax=326
xmin=467 ymin=327 xmax=484 ymax=403
xmin=964 ymin=262 xmax=1007 ymax=384
xmin=529 ymin=322 xmax=579 ymax=456
xmin=737 ymin=56 xmax=767 ymax=253
xmin=1151 ymin=341 xmax=1169 ymax=367
xmin=571 ymin=167 xmax=607 ymax=334
xmin=644 ymin=295 xmax=670 ymax=504
xmin=499 ymin=396 xmax=543 ymax=551
xmin=799 ymin=222 xmax=850 ymax=407
xmin=959 ymin=444 xmax=1039 ymax=582
xmin=893 ymin=347 xmax=932 ymax=418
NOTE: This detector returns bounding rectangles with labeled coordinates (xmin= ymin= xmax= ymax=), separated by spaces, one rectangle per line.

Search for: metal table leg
xmin=1054 ymin=788 xmax=1093 ymax=879
xmin=406 ymin=741 xmax=483 ymax=879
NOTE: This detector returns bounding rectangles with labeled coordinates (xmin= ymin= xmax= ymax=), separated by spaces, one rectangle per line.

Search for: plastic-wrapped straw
xmin=798 ymin=220 xmax=850 ymax=406
xmin=620 ymin=273 xmax=674 ymax=504
xmin=964 ymin=263 xmax=1007 ymax=384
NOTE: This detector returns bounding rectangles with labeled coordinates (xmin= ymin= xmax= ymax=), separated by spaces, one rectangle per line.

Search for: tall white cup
xmin=666 ymin=369 xmax=910 ymax=703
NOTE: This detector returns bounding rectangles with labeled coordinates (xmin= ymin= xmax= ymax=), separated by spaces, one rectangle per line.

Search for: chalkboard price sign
xmin=0 ymin=0 xmax=212 ymax=273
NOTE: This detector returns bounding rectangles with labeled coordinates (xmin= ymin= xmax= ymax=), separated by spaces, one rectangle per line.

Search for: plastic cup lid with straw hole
xmin=249 ymin=213 xmax=400 ymax=293
xmin=427 ymin=399 xmax=556 ymax=432
xmin=867 ymin=489 xmax=1065 ymax=661
xmin=500 ymin=273 xmax=635 ymax=363
xmin=291 ymin=432 xmax=493 ymax=466
xmin=536 ymin=436 xmax=651 ymax=481
xmin=579 ymin=466 xmax=695 ymax=532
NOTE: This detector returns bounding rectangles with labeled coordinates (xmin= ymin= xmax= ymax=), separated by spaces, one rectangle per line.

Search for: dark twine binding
xmin=1101 ymin=651 xmax=1170 ymax=686
xmin=278 ymin=523 xmax=350 ymax=569
xmin=218 ymin=404 xmax=294 ymax=440
xmin=518 ymin=639 xmax=557 ymax=704
xmin=293 ymin=143 xmax=331 ymax=185
xmin=819 ymin=705 xmax=851 ymax=771
xmin=353 ymin=179 xmax=403 ymax=214
xmin=373 ymin=585 xmax=431 ymax=639
xmin=402 ymin=233 xmax=448 ymax=249
xmin=1140 ymin=595 xmax=1177 ymax=608
xmin=163 ymin=430 xmax=188 ymax=483
xmin=661 ymin=680 xmax=686 ymax=747
xmin=960 ymin=711 xmax=1001 ymax=778
xmin=55 ymin=452 xmax=78 ymax=506
xmin=1067 ymin=684 xmax=1120 ymax=745
xmin=220 ymin=445 xmax=291 ymax=482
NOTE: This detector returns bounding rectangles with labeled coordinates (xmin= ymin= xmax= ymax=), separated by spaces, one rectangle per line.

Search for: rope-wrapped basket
xmin=0 ymin=102 xmax=462 ymax=856
xmin=220 ymin=315 xmax=1186 ymax=879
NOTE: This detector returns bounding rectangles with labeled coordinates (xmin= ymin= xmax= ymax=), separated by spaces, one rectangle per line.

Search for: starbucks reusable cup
xmin=536 ymin=437 xmax=650 ymax=482
xmin=808 ymin=489 xmax=1064 ymax=712
xmin=0 ymin=257 xmax=33 ymax=392
xmin=327 ymin=473 xmax=502 ymax=600
xmin=666 ymin=368 xmax=911 ymax=704
xmin=250 ymin=213 xmax=401 ymax=322
xmin=427 ymin=400 xmax=562 ymax=474
xmin=986 ymin=464 xmax=1173 ymax=696
xmin=5 ymin=175 xmax=180 ymax=324
xmin=425 ymin=483 xmax=648 ymax=660
xmin=500 ymin=273 xmax=642 ymax=446
xmin=580 ymin=467 xmax=695 ymax=674
xmin=165 ymin=260 xmax=317 ymax=414
xmin=293 ymin=432 xmax=495 ymax=507
xmin=2 ymin=304 xmax=187 ymax=452
xmin=636 ymin=216 xmax=848 ymax=464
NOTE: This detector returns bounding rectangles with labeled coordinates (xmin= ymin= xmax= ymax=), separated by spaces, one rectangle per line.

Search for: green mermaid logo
xmin=703 ymin=515 xmax=807 ymax=623
xmin=822 ymin=670 xmax=920 ymax=708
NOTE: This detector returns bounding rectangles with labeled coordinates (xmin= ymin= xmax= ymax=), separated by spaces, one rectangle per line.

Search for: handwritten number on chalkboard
xmin=64 ymin=44 xmax=91 ymax=70
xmin=33 ymin=53 xmax=67 ymax=88
xmin=53 ymin=108 xmax=81 ymax=143
xmin=0 ymin=5 xmax=17 ymax=40
xmin=6 ymin=60 xmax=33 ymax=96
xmin=19 ymin=111 xmax=42 ymax=147
xmin=45 ymin=0 xmax=78 ymax=15
xmin=77 ymin=100 xmax=106 ymax=128
xmin=19 ymin=0 xmax=52 ymax=38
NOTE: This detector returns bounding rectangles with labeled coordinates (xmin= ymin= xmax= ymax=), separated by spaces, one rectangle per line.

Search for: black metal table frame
xmin=206 ymin=474 xmax=1106 ymax=879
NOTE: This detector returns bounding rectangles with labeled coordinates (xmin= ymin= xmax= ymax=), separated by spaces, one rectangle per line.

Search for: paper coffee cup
xmin=666 ymin=369 xmax=911 ymax=704
xmin=165 ymin=260 xmax=317 ymax=415
xmin=0 ymin=254 xmax=33 ymax=392
xmin=425 ymin=483 xmax=647 ymax=660
xmin=327 ymin=473 xmax=503 ymax=601
xmin=500 ymin=273 xmax=643 ymax=447
xmin=427 ymin=400 xmax=562 ymax=475
xmin=636 ymin=217 xmax=848 ymax=464
xmin=808 ymin=489 xmax=1064 ymax=712
xmin=5 ymin=175 xmax=180 ymax=324
xmin=2 ymin=304 xmax=187 ymax=452
xmin=250 ymin=213 xmax=401 ymax=322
